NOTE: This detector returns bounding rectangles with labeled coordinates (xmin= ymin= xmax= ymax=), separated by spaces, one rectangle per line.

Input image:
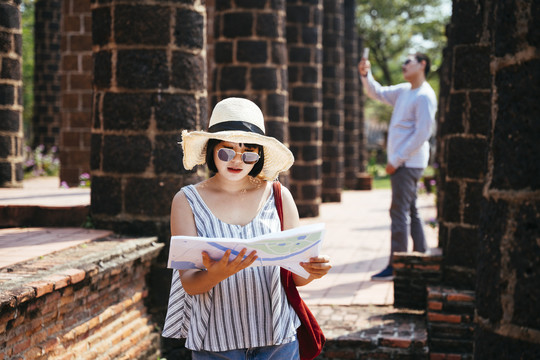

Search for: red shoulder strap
xmin=273 ymin=181 xmax=284 ymax=231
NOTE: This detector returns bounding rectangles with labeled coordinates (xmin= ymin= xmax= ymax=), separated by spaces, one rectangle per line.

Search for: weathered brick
xmin=428 ymin=312 xmax=462 ymax=324
xmin=25 ymin=281 xmax=54 ymax=298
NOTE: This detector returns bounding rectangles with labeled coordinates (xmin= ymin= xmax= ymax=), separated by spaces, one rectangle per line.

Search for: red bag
xmin=273 ymin=182 xmax=325 ymax=360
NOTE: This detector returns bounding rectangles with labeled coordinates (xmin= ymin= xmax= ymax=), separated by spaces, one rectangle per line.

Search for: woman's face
xmin=213 ymin=141 xmax=260 ymax=180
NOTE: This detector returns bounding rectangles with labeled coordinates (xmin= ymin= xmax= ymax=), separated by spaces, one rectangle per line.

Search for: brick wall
xmin=342 ymin=0 xmax=361 ymax=190
xmin=437 ymin=0 xmax=540 ymax=357
xmin=0 ymin=0 xmax=23 ymax=188
xmin=90 ymin=0 xmax=207 ymax=238
xmin=321 ymin=0 xmax=344 ymax=202
xmin=212 ymin=0 xmax=289 ymax=185
xmin=286 ymin=0 xmax=323 ymax=218
xmin=59 ymin=0 xmax=92 ymax=186
xmin=32 ymin=0 xmax=62 ymax=151
xmin=0 ymin=237 xmax=163 ymax=359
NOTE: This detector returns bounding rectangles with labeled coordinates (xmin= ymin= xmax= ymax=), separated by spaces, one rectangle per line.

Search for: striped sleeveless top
xmin=162 ymin=184 xmax=300 ymax=351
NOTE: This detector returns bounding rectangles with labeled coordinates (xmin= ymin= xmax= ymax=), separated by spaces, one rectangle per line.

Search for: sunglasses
xmin=403 ymin=59 xmax=416 ymax=66
xmin=217 ymin=148 xmax=260 ymax=165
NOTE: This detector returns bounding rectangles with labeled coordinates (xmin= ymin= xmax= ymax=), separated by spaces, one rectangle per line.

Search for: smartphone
xmin=362 ymin=48 xmax=370 ymax=59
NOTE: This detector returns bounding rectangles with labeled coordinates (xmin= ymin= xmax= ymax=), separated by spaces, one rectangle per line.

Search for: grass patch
xmin=373 ymin=176 xmax=391 ymax=189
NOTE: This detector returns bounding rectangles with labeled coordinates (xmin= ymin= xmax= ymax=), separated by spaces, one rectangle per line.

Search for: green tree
xmin=356 ymin=0 xmax=451 ymax=122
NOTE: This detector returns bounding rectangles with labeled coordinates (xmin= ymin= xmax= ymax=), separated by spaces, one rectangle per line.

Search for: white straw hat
xmin=181 ymin=97 xmax=294 ymax=181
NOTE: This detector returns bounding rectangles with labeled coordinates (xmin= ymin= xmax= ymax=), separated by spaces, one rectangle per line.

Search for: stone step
xmin=0 ymin=205 xmax=90 ymax=228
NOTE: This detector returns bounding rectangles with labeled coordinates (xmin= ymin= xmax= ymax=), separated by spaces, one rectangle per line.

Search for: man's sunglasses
xmin=217 ymin=148 xmax=260 ymax=165
xmin=403 ymin=59 xmax=416 ymax=66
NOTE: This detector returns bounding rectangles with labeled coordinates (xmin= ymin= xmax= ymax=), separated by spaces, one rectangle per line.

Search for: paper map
xmin=167 ymin=223 xmax=325 ymax=278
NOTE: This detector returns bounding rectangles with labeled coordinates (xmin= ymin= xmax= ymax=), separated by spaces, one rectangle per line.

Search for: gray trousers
xmin=389 ymin=167 xmax=427 ymax=264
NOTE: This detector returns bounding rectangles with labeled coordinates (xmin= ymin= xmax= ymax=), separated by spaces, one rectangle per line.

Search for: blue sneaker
xmin=371 ymin=265 xmax=394 ymax=281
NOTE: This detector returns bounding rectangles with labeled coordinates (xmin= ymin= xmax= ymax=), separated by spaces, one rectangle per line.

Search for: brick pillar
xmin=286 ymin=0 xmax=323 ymax=218
xmin=436 ymin=0 xmax=491 ymax=289
xmin=0 ymin=0 xmax=23 ymax=188
xmin=59 ymin=0 xmax=92 ymax=186
xmin=343 ymin=0 xmax=361 ymax=190
xmin=212 ymin=0 xmax=289 ymax=183
xmin=473 ymin=1 xmax=540 ymax=357
xmin=321 ymin=0 xmax=344 ymax=202
xmin=206 ymin=0 xmax=215 ymax=101
xmin=32 ymin=0 xmax=61 ymax=151
xmin=90 ymin=0 xmax=207 ymax=238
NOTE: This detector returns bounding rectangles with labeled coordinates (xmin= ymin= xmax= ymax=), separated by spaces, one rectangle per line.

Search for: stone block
xmin=102 ymin=93 xmax=151 ymax=130
xmin=102 ymin=135 xmax=151 ymax=173
xmin=93 ymin=51 xmax=111 ymax=89
xmin=491 ymin=59 xmax=540 ymax=191
xmin=153 ymin=134 xmax=183 ymax=174
xmin=446 ymin=137 xmax=487 ymax=179
xmin=451 ymin=0 xmax=483 ymax=45
xmin=0 ymin=110 xmax=19 ymax=131
xmin=0 ymin=84 xmax=15 ymax=106
xmin=474 ymin=327 xmax=540 ymax=360
xmin=90 ymin=134 xmax=101 ymax=170
xmin=511 ymin=200 xmax=540 ymax=329
xmin=223 ymin=13 xmax=253 ymax=38
xmin=251 ymin=67 xmax=278 ymax=90
xmin=236 ymin=0 xmax=266 ymax=9
xmin=125 ymin=177 xmax=178 ymax=217
xmin=286 ymin=25 xmax=298 ymax=44
xmin=302 ymin=26 xmax=319 ymax=45
xmin=117 ymin=50 xmax=169 ymax=89
xmin=291 ymin=164 xmax=319 ymax=181
xmin=114 ymin=5 xmax=170 ymax=45
xmin=175 ymin=9 xmax=204 ymax=49
xmin=266 ymin=94 xmax=286 ymax=117
xmin=453 ymin=45 xmax=491 ymax=90
xmin=302 ymin=65 xmax=319 ymax=84
xmin=527 ymin=1 xmax=540 ymax=47
xmin=214 ymin=41 xmax=233 ymax=64
xmin=463 ymin=181 xmax=483 ymax=225
xmin=0 ymin=4 xmax=20 ymax=29
xmin=441 ymin=180 xmax=460 ymax=223
xmin=289 ymin=46 xmax=311 ymax=62
xmin=217 ymin=66 xmax=246 ymax=91
xmin=468 ymin=91 xmax=490 ymax=136
xmin=444 ymin=226 xmax=478 ymax=268
xmin=301 ymin=184 xmax=320 ymax=200
xmin=256 ymin=13 xmax=278 ymax=37
xmin=237 ymin=40 xmax=267 ymax=63
xmin=155 ymin=94 xmax=197 ymax=131
xmin=91 ymin=176 xmax=122 ymax=215
xmin=1 ymin=57 xmax=20 ymax=80
xmin=443 ymin=93 xmax=465 ymax=135
xmin=292 ymin=86 xmax=319 ymax=103
xmin=0 ymin=32 xmax=12 ymax=53
xmin=272 ymin=41 xmax=287 ymax=64
xmin=171 ymin=52 xmax=205 ymax=90
xmin=304 ymin=106 xmax=320 ymax=124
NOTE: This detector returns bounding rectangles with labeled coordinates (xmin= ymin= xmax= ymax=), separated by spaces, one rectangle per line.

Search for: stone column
xmin=59 ymin=0 xmax=93 ymax=186
xmin=0 ymin=0 xmax=23 ymax=188
xmin=90 ymin=0 xmax=207 ymax=238
xmin=343 ymin=0 xmax=360 ymax=190
xmin=32 ymin=0 xmax=62 ymax=151
xmin=286 ymin=0 xmax=323 ymax=218
xmin=473 ymin=1 xmax=540 ymax=356
xmin=436 ymin=0 xmax=491 ymax=289
xmin=321 ymin=0 xmax=344 ymax=202
xmin=212 ymin=0 xmax=289 ymax=183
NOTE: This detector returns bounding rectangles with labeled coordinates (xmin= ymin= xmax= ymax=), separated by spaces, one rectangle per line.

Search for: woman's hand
xmin=293 ymin=255 xmax=332 ymax=286
xmin=202 ymin=248 xmax=258 ymax=283
xmin=180 ymin=248 xmax=257 ymax=295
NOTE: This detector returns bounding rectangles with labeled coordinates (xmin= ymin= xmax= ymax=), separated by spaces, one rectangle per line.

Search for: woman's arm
xmin=280 ymin=185 xmax=332 ymax=286
xmin=171 ymin=190 xmax=258 ymax=295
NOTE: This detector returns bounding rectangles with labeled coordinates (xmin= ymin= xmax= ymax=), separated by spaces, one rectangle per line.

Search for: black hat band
xmin=208 ymin=121 xmax=264 ymax=135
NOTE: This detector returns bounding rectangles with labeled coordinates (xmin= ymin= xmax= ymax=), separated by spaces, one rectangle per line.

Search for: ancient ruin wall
xmin=0 ymin=0 xmax=23 ymax=188
xmin=90 ymin=0 xmax=207 ymax=237
xmin=321 ymin=0 xmax=344 ymax=202
xmin=286 ymin=0 xmax=323 ymax=217
xmin=32 ymin=0 xmax=62 ymax=151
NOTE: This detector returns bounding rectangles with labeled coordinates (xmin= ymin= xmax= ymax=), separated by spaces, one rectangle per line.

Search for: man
xmin=358 ymin=52 xmax=437 ymax=281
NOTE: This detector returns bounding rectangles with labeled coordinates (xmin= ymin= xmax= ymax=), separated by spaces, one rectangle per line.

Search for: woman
xmin=162 ymin=97 xmax=331 ymax=359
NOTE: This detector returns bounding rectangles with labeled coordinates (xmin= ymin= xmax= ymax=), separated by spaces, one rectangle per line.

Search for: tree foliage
xmin=356 ymin=0 xmax=450 ymax=86
xmin=356 ymin=0 xmax=451 ymax=124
